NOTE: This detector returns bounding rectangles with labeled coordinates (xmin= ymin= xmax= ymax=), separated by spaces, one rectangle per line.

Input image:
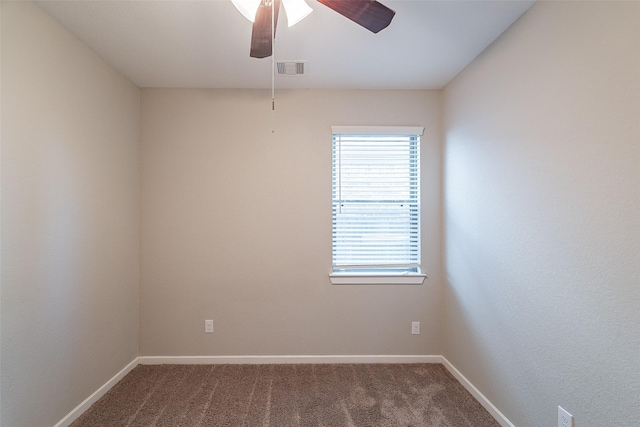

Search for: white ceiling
xmin=36 ymin=0 xmax=534 ymax=90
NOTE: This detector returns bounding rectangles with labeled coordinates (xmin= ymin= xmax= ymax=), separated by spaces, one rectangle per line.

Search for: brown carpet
xmin=71 ymin=364 xmax=499 ymax=427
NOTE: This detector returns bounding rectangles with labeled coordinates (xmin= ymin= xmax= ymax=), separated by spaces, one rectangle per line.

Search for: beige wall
xmin=1 ymin=2 xmax=140 ymax=426
xmin=140 ymin=89 xmax=442 ymax=357
xmin=443 ymin=2 xmax=639 ymax=426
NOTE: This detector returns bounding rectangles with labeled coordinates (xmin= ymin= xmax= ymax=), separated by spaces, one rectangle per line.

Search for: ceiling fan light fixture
xmin=281 ymin=0 xmax=313 ymax=27
xmin=231 ymin=0 xmax=262 ymax=22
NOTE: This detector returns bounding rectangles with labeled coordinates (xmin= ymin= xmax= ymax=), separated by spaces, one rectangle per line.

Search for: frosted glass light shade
xmin=231 ymin=0 xmax=312 ymax=26
xmin=231 ymin=0 xmax=262 ymax=22
xmin=282 ymin=0 xmax=313 ymax=27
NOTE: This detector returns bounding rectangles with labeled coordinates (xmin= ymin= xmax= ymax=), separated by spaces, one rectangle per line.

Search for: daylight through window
xmin=331 ymin=126 xmax=423 ymax=277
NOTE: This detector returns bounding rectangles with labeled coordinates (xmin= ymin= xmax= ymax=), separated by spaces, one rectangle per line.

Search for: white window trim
xmin=331 ymin=126 xmax=425 ymax=136
xmin=329 ymin=273 xmax=427 ymax=285
xmin=330 ymin=125 xmax=426 ymax=286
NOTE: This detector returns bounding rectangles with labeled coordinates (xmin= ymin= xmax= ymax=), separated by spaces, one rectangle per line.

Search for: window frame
xmin=329 ymin=126 xmax=427 ymax=285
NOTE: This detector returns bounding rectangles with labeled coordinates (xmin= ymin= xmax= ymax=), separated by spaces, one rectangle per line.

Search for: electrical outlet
xmin=205 ymin=319 xmax=214 ymax=333
xmin=558 ymin=406 xmax=573 ymax=427
xmin=411 ymin=321 xmax=420 ymax=335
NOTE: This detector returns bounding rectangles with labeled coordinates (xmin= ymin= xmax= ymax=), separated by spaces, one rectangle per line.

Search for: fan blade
xmin=317 ymin=0 xmax=395 ymax=33
xmin=250 ymin=0 xmax=281 ymax=58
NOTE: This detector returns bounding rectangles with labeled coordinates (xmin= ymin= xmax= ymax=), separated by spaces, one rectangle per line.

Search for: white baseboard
xmin=53 ymin=358 xmax=139 ymax=427
xmin=441 ymin=356 xmax=515 ymax=427
xmin=138 ymin=354 xmax=442 ymax=365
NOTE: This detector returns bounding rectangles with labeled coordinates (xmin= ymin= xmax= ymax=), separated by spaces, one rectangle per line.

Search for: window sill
xmin=329 ymin=273 xmax=427 ymax=285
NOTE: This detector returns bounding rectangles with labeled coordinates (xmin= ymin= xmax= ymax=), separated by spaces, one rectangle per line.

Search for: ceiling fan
xmin=232 ymin=0 xmax=396 ymax=58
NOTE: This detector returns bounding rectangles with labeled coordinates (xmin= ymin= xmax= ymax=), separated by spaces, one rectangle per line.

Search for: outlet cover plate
xmin=411 ymin=321 xmax=420 ymax=335
xmin=205 ymin=320 xmax=214 ymax=333
xmin=558 ymin=406 xmax=573 ymax=427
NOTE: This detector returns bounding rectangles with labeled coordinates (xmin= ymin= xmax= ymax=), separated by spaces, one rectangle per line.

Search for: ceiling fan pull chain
xmin=271 ymin=0 xmax=276 ymax=133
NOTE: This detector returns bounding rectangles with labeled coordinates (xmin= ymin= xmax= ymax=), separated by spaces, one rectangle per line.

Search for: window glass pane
xmin=332 ymin=133 xmax=420 ymax=274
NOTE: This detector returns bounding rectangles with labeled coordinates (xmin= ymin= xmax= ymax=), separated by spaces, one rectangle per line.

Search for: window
xmin=330 ymin=126 xmax=426 ymax=285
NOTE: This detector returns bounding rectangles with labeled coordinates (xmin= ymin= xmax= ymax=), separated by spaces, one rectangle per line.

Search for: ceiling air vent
xmin=276 ymin=61 xmax=306 ymax=76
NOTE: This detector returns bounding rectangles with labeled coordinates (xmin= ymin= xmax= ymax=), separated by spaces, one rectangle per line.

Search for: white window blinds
xmin=332 ymin=126 xmax=423 ymax=274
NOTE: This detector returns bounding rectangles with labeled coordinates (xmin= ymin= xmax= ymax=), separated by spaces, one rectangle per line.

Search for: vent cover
xmin=276 ymin=61 xmax=306 ymax=76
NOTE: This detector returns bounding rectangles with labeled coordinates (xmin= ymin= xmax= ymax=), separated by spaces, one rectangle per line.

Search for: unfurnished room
xmin=1 ymin=1 xmax=638 ymax=426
